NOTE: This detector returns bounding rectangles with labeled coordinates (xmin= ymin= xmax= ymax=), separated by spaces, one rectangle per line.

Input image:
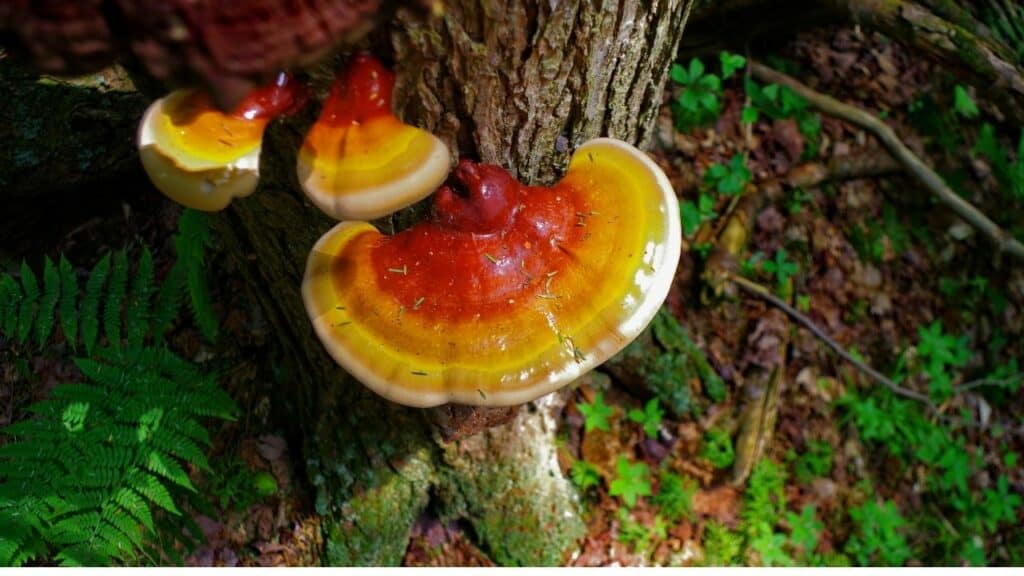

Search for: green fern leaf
xmin=103 ymin=251 xmax=128 ymax=349
xmin=150 ymin=428 xmax=210 ymax=472
xmin=145 ymin=451 xmax=195 ymax=491
xmin=81 ymin=253 xmax=111 ymax=354
xmin=16 ymin=261 xmax=39 ymax=344
xmin=58 ymin=256 xmax=79 ymax=348
xmin=185 ymin=267 xmax=218 ymax=343
xmin=174 ymin=210 xmax=218 ymax=342
xmin=0 ymin=274 xmax=21 ymax=338
xmin=125 ymin=247 xmax=155 ymax=352
xmin=113 ymin=488 xmax=154 ymax=532
xmin=151 ymin=262 xmax=185 ymax=341
xmin=129 ymin=471 xmax=180 ymax=515
xmin=36 ymin=257 xmax=60 ymax=347
xmin=102 ymin=507 xmax=145 ymax=549
xmin=54 ymin=543 xmax=108 ymax=567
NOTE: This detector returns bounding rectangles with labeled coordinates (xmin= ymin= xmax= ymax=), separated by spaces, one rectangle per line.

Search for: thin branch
xmin=728 ymin=273 xmax=932 ymax=404
xmin=750 ymin=61 xmax=1024 ymax=262
xmin=953 ymin=373 xmax=1024 ymax=394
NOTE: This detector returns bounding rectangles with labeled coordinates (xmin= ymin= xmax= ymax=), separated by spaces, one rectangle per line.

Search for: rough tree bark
xmin=208 ymin=1 xmax=695 ymax=565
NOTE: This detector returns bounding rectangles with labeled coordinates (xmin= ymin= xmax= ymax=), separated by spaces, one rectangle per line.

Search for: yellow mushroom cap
xmin=138 ymin=73 xmax=307 ymax=211
xmin=296 ymin=53 xmax=450 ymax=221
xmin=302 ymin=138 xmax=682 ymax=407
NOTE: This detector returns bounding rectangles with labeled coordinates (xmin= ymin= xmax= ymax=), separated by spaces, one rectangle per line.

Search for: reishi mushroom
xmin=296 ymin=53 xmax=451 ymax=221
xmin=137 ymin=71 xmax=307 ymax=211
xmin=302 ymin=138 xmax=681 ymax=407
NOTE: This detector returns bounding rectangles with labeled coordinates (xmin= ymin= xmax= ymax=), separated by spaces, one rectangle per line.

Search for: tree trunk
xmin=209 ymin=0 xmax=696 ymax=565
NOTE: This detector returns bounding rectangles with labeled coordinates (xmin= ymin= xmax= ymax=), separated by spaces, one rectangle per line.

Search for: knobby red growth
xmin=319 ymin=53 xmax=396 ymax=126
xmin=231 ymin=72 xmax=310 ymax=121
xmin=433 ymin=160 xmax=522 ymax=234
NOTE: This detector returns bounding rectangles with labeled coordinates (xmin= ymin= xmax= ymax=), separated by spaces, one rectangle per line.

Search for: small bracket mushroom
xmin=137 ymin=72 xmax=308 ymax=211
xmin=302 ymin=138 xmax=682 ymax=407
xmin=295 ymin=53 xmax=452 ymax=221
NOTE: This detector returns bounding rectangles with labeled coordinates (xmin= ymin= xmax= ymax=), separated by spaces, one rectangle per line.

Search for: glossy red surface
xmin=366 ymin=160 xmax=589 ymax=321
xmin=319 ymin=53 xmax=396 ymax=127
xmin=230 ymin=71 xmax=309 ymax=120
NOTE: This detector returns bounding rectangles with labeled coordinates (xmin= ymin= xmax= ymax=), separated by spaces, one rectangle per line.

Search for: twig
xmin=953 ymin=373 xmax=1024 ymax=394
xmin=728 ymin=273 xmax=932 ymax=404
xmin=750 ymin=61 xmax=1024 ymax=262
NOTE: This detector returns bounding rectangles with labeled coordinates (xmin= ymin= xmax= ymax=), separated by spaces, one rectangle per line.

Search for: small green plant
xmin=627 ymin=398 xmax=663 ymax=438
xmin=742 ymin=460 xmax=791 ymax=566
xmin=704 ymin=154 xmax=752 ymax=196
xmin=786 ymin=504 xmax=822 ymax=560
xmin=786 ymin=187 xmax=813 ymax=214
xmin=953 ymin=85 xmax=980 ymax=119
xmin=787 ymin=440 xmax=833 ymax=484
xmin=578 ymin=392 xmax=615 ymax=433
xmin=700 ymin=428 xmax=735 ymax=469
xmin=570 ymin=460 xmax=602 ymax=493
xmin=651 ymin=470 xmax=696 ymax=523
xmin=609 ymin=456 xmax=651 ymax=508
xmin=743 ymin=79 xmax=822 ymax=159
xmin=915 ymin=320 xmax=971 ymax=401
xmin=845 ymin=499 xmax=911 ymax=566
xmin=973 ymin=124 xmax=1024 ymax=201
xmin=670 ymin=51 xmax=745 ymax=131
xmin=681 ymin=193 xmax=718 ymax=237
xmin=760 ymin=248 xmax=799 ymax=297
xmin=702 ymin=521 xmax=743 ymax=566
xmin=617 ymin=509 xmax=667 ymax=557
xmin=207 ymin=457 xmax=278 ymax=512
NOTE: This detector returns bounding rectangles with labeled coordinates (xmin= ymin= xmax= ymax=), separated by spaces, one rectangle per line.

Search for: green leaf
xmin=37 ymin=257 xmax=60 ymax=347
xmin=627 ymin=398 xmax=663 ymax=438
xmin=58 ymin=256 xmax=79 ymax=348
xmin=741 ymin=106 xmax=759 ymax=124
xmin=104 ymin=250 xmax=128 ymax=348
xmin=570 ymin=460 xmax=602 ymax=492
xmin=787 ymin=504 xmax=822 ymax=556
xmin=16 ymin=261 xmax=39 ymax=344
xmin=720 ymin=51 xmax=746 ymax=79
xmin=609 ymin=456 xmax=651 ymax=507
xmin=953 ymin=85 xmax=979 ymax=119
xmin=61 ymin=402 xmax=90 ymax=433
xmin=81 ymin=253 xmax=111 ymax=354
xmin=688 ymin=58 xmax=705 ymax=81
xmin=670 ymin=63 xmax=689 ymax=85
xmin=578 ymin=392 xmax=615 ymax=433
xmin=700 ymin=428 xmax=735 ymax=469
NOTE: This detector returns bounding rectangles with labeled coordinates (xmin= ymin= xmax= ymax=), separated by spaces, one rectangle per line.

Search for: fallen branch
xmin=728 ymin=273 xmax=933 ymax=404
xmin=750 ymin=61 xmax=1024 ymax=262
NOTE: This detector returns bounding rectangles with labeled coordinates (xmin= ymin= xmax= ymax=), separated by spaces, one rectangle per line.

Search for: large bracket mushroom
xmin=303 ymin=138 xmax=682 ymax=407
xmin=296 ymin=54 xmax=451 ymax=221
xmin=137 ymin=72 xmax=307 ymax=211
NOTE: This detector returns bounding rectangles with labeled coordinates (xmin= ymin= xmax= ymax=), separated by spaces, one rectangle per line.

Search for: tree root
xmin=751 ymin=60 xmax=1024 ymax=262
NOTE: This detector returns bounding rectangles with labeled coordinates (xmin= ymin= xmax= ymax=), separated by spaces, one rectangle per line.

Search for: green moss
xmin=437 ymin=398 xmax=585 ymax=566
xmin=322 ymin=445 xmax=433 ymax=566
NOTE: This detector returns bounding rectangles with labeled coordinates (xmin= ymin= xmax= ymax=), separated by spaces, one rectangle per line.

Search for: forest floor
xmin=3 ymin=25 xmax=1023 ymax=567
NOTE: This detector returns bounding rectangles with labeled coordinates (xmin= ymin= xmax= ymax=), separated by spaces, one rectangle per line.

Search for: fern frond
xmin=16 ymin=261 xmax=39 ymax=344
xmin=128 ymin=471 xmax=180 ymax=515
xmin=0 ymin=274 xmax=22 ymax=338
xmin=174 ymin=210 xmax=218 ymax=343
xmin=150 ymin=263 xmax=185 ymax=341
xmin=81 ymin=254 xmax=111 ymax=355
xmin=58 ymin=256 xmax=79 ymax=348
xmin=125 ymin=248 xmax=155 ymax=352
xmin=103 ymin=251 xmax=128 ymax=349
xmin=37 ymin=257 xmax=60 ymax=347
